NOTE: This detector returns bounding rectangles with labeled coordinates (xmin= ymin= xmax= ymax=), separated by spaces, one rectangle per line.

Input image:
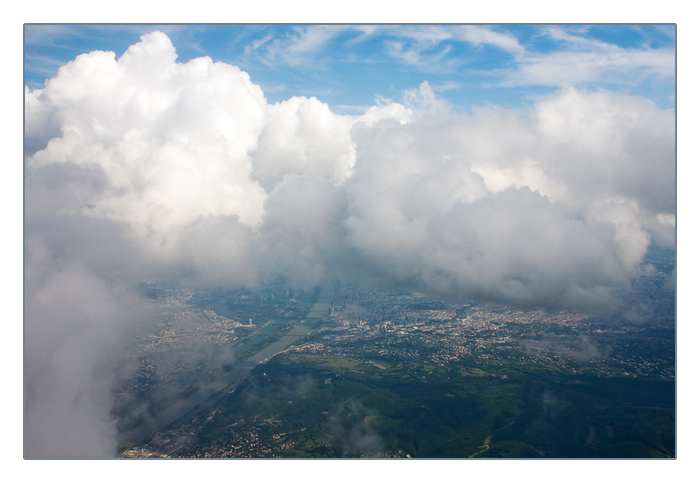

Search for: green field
xmin=184 ymin=352 xmax=675 ymax=458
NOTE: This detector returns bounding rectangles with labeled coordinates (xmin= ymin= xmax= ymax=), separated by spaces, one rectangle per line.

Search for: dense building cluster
xmin=121 ymin=265 xmax=674 ymax=458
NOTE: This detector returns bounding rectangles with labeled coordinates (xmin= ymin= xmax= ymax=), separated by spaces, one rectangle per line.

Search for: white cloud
xmin=454 ymin=25 xmax=525 ymax=55
xmin=252 ymin=96 xmax=357 ymax=190
xmin=506 ymin=49 xmax=675 ymax=87
xmin=357 ymin=101 xmax=413 ymax=126
xmin=249 ymin=25 xmax=351 ymax=67
xmin=401 ymin=81 xmax=453 ymax=117
xmin=285 ymin=25 xmax=344 ymax=57
xmin=24 ymin=32 xmax=675 ymax=457
xmin=236 ymin=25 xmax=673 ymax=95
xmin=25 ymin=32 xmax=674 ymax=305
xmin=502 ymin=27 xmax=675 ymax=87
xmin=385 ymin=40 xmax=458 ymax=73
xmin=27 ymin=32 xmax=270 ymax=250
xmin=24 ymin=239 xmax=155 ymax=458
xmin=533 ymin=86 xmax=676 ymax=214
xmin=384 ymin=25 xmax=524 ymax=58
xmin=342 ymin=95 xmax=672 ymax=309
xmin=390 ymin=25 xmax=454 ymax=45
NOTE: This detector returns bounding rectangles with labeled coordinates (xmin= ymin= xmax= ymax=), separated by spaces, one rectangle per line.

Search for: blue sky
xmin=24 ymin=24 xmax=676 ymax=113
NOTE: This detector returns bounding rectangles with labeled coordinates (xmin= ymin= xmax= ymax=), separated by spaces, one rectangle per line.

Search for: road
xmin=119 ymin=284 xmax=333 ymax=448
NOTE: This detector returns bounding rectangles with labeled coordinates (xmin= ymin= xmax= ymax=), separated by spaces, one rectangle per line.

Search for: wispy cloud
xmin=501 ymin=26 xmax=675 ymax=87
xmin=245 ymin=25 xmax=352 ymax=67
xmin=387 ymin=25 xmax=454 ymax=45
xmin=24 ymin=24 xmax=83 ymax=46
xmin=385 ymin=40 xmax=457 ymax=72
xmin=505 ymin=48 xmax=675 ymax=87
xmin=453 ymin=25 xmax=526 ymax=55
xmin=430 ymin=80 xmax=463 ymax=92
xmin=370 ymin=25 xmax=526 ymax=74
xmin=211 ymin=24 xmax=676 ymax=110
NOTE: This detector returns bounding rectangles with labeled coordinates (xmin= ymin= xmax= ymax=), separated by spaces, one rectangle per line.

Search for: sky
xmin=24 ymin=24 xmax=676 ymax=112
xmin=21 ymin=22 xmax=680 ymax=465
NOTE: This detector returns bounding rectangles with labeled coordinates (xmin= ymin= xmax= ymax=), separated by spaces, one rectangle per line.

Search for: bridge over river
xmin=119 ymin=284 xmax=334 ymax=448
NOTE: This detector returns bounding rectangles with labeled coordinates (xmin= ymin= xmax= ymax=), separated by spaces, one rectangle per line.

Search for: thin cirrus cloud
xmin=24 ymin=27 xmax=674 ymax=458
xmin=24 ymin=25 xmax=676 ymax=110
xmin=235 ymin=24 xmax=674 ymax=109
xmin=238 ymin=24 xmax=672 ymax=79
xmin=243 ymin=25 xmax=359 ymax=67
xmin=453 ymin=25 xmax=526 ymax=55
xmin=503 ymin=26 xmax=675 ymax=87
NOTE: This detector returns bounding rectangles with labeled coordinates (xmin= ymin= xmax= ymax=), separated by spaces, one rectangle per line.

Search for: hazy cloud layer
xmin=24 ymin=32 xmax=675 ymax=457
xmin=24 ymin=239 xmax=155 ymax=458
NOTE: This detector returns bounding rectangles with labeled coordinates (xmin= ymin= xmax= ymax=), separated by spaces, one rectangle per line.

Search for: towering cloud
xmin=342 ymin=100 xmax=671 ymax=310
xmin=24 ymin=32 xmax=675 ymax=457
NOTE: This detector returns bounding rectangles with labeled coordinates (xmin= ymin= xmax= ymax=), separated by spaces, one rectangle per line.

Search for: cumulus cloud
xmin=401 ymin=81 xmax=453 ymax=117
xmin=27 ymin=32 xmax=268 ymax=243
xmin=24 ymin=32 xmax=675 ymax=457
xmin=341 ymin=85 xmax=674 ymax=309
xmin=252 ymin=96 xmax=357 ymax=190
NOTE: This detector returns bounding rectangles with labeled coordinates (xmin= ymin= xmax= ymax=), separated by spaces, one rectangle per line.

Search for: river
xmin=119 ymin=284 xmax=333 ymax=447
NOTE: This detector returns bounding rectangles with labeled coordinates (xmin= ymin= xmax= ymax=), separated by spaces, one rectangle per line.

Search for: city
xmin=118 ymin=255 xmax=675 ymax=458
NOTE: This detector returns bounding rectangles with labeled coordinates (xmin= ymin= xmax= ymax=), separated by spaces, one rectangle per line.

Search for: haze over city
xmin=23 ymin=23 xmax=677 ymax=463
